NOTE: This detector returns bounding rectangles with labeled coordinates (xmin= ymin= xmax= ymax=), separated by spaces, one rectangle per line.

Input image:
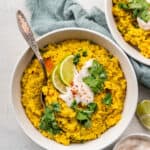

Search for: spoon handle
xmin=16 ymin=10 xmax=47 ymax=83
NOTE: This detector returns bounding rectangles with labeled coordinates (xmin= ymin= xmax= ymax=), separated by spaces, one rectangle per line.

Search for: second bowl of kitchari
xmin=105 ymin=0 xmax=150 ymax=66
xmin=21 ymin=39 xmax=126 ymax=145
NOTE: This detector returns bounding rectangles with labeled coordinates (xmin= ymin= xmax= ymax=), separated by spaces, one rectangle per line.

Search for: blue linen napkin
xmin=26 ymin=0 xmax=150 ymax=88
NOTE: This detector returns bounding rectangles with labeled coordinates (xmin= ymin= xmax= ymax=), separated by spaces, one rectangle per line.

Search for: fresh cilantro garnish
xmin=71 ymin=99 xmax=77 ymax=109
xmin=71 ymin=101 xmax=97 ymax=128
xmin=73 ymin=53 xmax=80 ymax=65
xmin=82 ymin=51 xmax=88 ymax=57
xmin=83 ymin=60 xmax=107 ymax=94
xmin=102 ymin=93 xmax=112 ymax=105
xmin=39 ymin=102 xmax=61 ymax=134
xmin=118 ymin=0 xmax=150 ymax=22
xmin=118 ymin=3 xmax=129 ymax=9
xmin=87 ymin=102 xmax=97 ymax=112
xmin=140 ymin=9 xmax=150 ymax=22
xmin=76 ymin=111 xmax=91 ymax=128
xmin=52 ymin=102 xmax=60 ymax=112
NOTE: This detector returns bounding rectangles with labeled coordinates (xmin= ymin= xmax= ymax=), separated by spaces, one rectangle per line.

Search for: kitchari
xmin=113 ymin=0 xmax=150 ymax=58
xmin=21 ymin=40 xmax=126 ymax=145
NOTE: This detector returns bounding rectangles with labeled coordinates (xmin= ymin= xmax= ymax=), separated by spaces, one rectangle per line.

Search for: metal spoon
xmin=16 ymin=10 xmax=47 ymax=108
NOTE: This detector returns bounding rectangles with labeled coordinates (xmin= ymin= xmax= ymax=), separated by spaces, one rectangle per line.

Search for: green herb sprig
xmin=83 ymin=60 xmax=107 ymax=94
xmin=82 ymin=51 xmax=88 ymax=57
xmin=102 ymin=93 xmax=112 ymax=105
xmin=71 ymin=100 xmax=97 ymax=128
xmin=118 ymin=0 xmax=150 ymax=22
xmin=39 ymin=102 xmax=61 ymax=134
xmin=73 ymin=53 xmax=80 ymax=65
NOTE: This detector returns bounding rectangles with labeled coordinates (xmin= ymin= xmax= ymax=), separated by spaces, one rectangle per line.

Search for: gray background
xmin=0 ymin=0 xmax=150 ymax=149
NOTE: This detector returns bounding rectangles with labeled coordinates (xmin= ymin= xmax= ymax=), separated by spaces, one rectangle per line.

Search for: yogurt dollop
xmin=60 ymin=59 xmax=94 ymax=106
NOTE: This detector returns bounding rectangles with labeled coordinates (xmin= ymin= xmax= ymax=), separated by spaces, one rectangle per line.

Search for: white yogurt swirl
xmin=60 ymin=59 xmax=94 ymax=106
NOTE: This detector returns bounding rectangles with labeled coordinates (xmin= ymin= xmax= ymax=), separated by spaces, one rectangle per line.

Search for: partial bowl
xmin=113 ymin=133 xmax=150 ymax=150
xmin=11 ymin=28 xmax=138 ymax=150
xmin=105 ymin=0 xmax=150 ymax=66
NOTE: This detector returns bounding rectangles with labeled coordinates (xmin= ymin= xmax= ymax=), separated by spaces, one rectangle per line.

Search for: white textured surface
xmin=0 ymin=0 xmax=149 ymax=150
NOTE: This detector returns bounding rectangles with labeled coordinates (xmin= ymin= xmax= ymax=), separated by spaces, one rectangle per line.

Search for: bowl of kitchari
xmin=105 ymin=0 xmax=150 ymax=66
xmin=11 ymin=28 xmax=138 ymax=150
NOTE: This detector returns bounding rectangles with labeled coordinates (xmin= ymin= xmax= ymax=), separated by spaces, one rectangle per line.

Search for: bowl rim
xmin=113 ymin=133 xmax=150 ymax=150
xmin=11 ymin=27 xmax=138 ymax=150
xmin=105 ymin=0 xmax=150 ymax=66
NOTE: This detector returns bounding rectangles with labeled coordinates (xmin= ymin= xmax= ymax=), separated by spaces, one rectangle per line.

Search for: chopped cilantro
xmin=82 ymin=51 xmax=88 ymax=57
xmin=83 ymin=119 xmax=91 ymax=128
xmin=77 ymin=111 xmax=89 ymax=121
xmin=118 ymin=3 xmax=129 ymax=9
xmin=83 ymin=76 xmax=102 ymax=94
xmin=102 ymin=93 xmax=112 ymax=105
xmin=39 ymin=102 xmax=61 ymax=134
xmin=118 ymin=0 xmax=150 ymax=22
xmin=83 ymin=60 xmax=107 ymax=94
xmin=73 ymin=53 xmax=80 ymax=65
xmin=87 ymin=102 xmax=97 ymax=112
xmin=71 ymin=100 xmax=77 ymax=109
xmin=71 ymin=101 xmax=97 ymax=128
xmin=52 ymin=102 xmax=60 ymax=112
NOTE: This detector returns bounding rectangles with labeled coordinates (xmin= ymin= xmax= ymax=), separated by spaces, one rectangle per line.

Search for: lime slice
xmin=59 ymin=55 xmax=75 ymax=86
xmin=52 ymin=64 xmax=66 ymax=93
xmin=136 ymin=100 xmax=150 ymax=130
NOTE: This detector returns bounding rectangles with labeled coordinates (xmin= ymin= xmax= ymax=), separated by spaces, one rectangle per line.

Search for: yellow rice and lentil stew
xmin=113 ymin=0 xmax=150 ymax=58
xmin=21 ymin=40 xmax=126 ymax=145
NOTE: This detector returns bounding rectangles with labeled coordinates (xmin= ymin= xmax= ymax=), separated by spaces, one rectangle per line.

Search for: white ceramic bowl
xmin=11 ymin=28 xmax=138 ymax=150
xmin=105 ymin=0 xmax=150 ymax=66
xmin=113 ymin=133 xmax=150 ymax=150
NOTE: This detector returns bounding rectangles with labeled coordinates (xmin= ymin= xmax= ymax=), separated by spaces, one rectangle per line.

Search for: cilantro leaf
xmin=83 ymin=76 xmax=103 ymax=94
xmin=71 ymin=100 xmax=97 ymax=128
xmin=71 ymin=100 xmax=77 ymax=109
xmin=102 ymin=93 xmax=112 ymax=105
xmin=118 ymin=3 xmax=129 ymax=9
xmin=73 ymin=53 xmax=80 ymax=65
xmin=52 ymin=102 xmax=60 ymax=112
xmin=76 ymin=111 xmax=91 ymax=128
xmin=118 ymin=0 xmax=150 ymax=22
xmin=87 ymin=102 xmax=97 ymax=112
xmin=76 ymin=111 xmax=89 ymax=121
xmin=83 ymin=60 xmax=107 ymax=94
xmin=82 ymin=51 xmax=88 ymax=57
xmin=39 ymin=103 xmax=61 ymax=134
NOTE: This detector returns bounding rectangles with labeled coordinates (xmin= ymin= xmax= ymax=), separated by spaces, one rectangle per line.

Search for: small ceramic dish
xmin=113 ymin=133 xmax=150 ymax=150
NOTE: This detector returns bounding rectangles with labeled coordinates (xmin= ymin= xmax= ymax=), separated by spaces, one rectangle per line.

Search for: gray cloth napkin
xmin=26 ymin=0 xmax=150 ymax=88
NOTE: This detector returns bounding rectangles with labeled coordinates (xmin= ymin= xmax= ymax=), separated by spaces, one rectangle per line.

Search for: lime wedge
xmin=52 ymin=64 xmax=66 ymax=93
xmin=136 ymin=100 xmax=150 ymax=130
xmin=59 ymin=55 xmax=75 ymax=86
